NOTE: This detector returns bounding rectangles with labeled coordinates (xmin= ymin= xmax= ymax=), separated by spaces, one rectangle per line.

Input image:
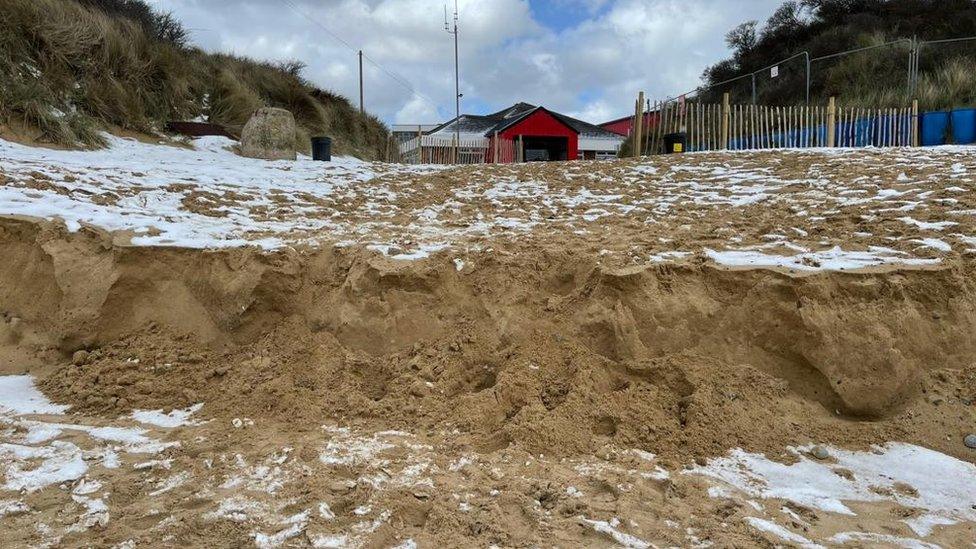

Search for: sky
xmin=146 ymin=0 xmax=784 ymax=125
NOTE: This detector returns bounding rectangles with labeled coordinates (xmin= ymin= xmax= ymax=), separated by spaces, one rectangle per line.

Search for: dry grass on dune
xmin=0 ymin=0 xmax=389 ymax=158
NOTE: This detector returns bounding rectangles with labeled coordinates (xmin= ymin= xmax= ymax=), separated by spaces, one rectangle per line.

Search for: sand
xmin=1 ymin=145 xmax=975 ymax=547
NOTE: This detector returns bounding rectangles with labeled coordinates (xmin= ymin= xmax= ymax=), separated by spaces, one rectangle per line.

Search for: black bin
xmin=663 ymin=132 xmax=686 ymax=154
xmin=311 ymin=136 xmax=332 ymax=161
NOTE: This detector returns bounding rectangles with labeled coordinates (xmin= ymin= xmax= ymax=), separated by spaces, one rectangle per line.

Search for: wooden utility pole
xmin=826 ymin=96 xmax=837 ymax=147
xmin=634 ymin=91 xmax=645 ymax=158
xmin=358 ymin=50 xmax=364 ymax=116
xmin=445 ymin=1 xmax=460 ymax=166
xmin=721 ymin=93 xmax=730 ymax=150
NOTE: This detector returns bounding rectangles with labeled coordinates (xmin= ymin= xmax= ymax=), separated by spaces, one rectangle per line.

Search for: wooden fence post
xmin=632 ymin=99 xmax=640 ymax=156
xmin=721 ymin=93 xmax=730 ymax=150
xmin=632 ymin=100 xmax=639 ymax=133
xmin=827 ymin=97 xmax=837 ymax=147
xmin=417 ymin=125 xmax=423 ymax=164
xmin=644 ymin=99 xmax=653 ymax=155
xmin=647 ymin=101 xmax=657 ymax=155
xmin=911 ymin=99 xmax=919 ymax=147
xmin=634 ymin=91 xmax=645 ymax=158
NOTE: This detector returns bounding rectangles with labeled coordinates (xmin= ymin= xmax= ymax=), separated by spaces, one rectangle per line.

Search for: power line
xmin=359 ymin=52 xmax=440 ymax=108
xmin=277 ymin=0 xmax=440 ymax=110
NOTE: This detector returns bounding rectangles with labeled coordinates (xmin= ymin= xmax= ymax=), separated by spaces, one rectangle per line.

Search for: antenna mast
xmin=445 ymin=1 xmax=460 ymax=162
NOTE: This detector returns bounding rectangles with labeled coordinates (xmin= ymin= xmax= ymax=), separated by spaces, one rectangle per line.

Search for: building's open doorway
xmin=522 ymin=136 xmax=569 ymax=161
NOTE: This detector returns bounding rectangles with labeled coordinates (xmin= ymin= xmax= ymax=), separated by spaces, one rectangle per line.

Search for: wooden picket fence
xmin=398 ymin=134 xmax=520 ymax=165
xmin=633 ymin=94 xmax=920 ymax=155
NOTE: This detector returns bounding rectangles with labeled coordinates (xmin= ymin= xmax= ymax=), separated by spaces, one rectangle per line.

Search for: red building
xmin=489 ymin=107 xmax=579 ymax=161
xmin=600 ymin=111 xmax=661 ymax=137
xmin=421 ymin=103 xmax=623 ymax=162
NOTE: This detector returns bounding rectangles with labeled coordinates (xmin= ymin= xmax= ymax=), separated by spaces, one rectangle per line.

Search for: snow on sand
xmin=1 ymin=136 xmax=973 ymax=272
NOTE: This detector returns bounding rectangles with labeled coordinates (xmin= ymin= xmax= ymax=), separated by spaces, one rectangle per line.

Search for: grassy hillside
xmin=0 ymin=0 xmax=391 ymax=158
xmin=701 ymin=0 xmax=976 ymax=109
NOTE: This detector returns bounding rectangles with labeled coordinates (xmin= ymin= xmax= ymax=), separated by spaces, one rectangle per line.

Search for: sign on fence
xmin=770 ymin=66 xmax=779 ymax=78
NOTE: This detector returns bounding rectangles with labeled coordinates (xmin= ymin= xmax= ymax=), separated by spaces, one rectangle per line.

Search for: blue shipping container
xmin=951 ymin=108 xmax=976 ymax=144
xmin=921 ymin=111 xmax=950 ymax=146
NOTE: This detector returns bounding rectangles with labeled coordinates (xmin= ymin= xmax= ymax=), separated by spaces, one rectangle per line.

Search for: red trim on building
xmin=489 ymin=108 xmax=579 ymax=161
xmin=600 ymin=111 xmax=660 ymax=136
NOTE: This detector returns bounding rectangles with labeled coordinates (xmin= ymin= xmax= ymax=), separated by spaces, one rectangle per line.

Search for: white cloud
xmin=565 ymin=99 xmax=614 ymax=123
xmin=147 ymin=0 xmax=782 ymax=125
xmin=394 ymin=95 xmax=439 ymax=124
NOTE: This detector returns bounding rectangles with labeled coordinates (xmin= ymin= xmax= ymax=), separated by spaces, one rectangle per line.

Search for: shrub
xmin=701 ymin=0 xmax=976 ymax=109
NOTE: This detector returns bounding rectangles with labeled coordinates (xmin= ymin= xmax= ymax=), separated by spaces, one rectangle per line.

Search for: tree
xmin=726 ymin=21 xmax=759 ymax=56
xmin=765 ymin=1 xmax=805 ymax=36
xmin=800 ymin=0 xmax=878 ymax=22
xmin=700 ymin=0 xmax=976 ymax=107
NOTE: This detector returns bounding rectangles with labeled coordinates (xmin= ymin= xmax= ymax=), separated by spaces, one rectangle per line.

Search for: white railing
xmin=399 ymin=135 xmax=491 ymax=165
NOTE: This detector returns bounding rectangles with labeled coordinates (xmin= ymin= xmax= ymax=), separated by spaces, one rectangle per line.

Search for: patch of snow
xmin=898 ymin=217 xmax=958 ymax=231
xmin=0 ymin=499 xmax=29 ymax=517
xmin=0 ymin=135 xmax=424 ymax=250
xmin=448 ymin=456 xmax=473 ymax=471
xmin=692 ymin=443 xmax=976 ymax=537
xmin=745 ymin=517 xmax=824 ymax=548
xmin=649 ymin=250 xmax=692 ymax=263
xmin=912 ymin=238 xmax=952 ymax=252
xmin=0 ymin=376 xmax=69 ymax=415
xmin=640 ymin=467 xmax=671 ymax=481
xmin=903 ymin=514 xmax=960 ymax=537
xmin=133 ymin=458 xmax=172 ymax=470
xmin=72 ymin=478 xmax=102 ymax=495
xmin=206 ymin=497 xmax=269 ymax=523
xmin=253 ymin=510 xmax=310 ymax=549
xmin=319 ymin=426 xmax=396 ymax=466
xmin=131 ymin=403 xmax=204 ymax=428
xmin=318 ymin=502 xmax=335 ymax=520
xmin=15 ymin=422 xmax=64 ymax=445
xmin=0 ymin=440 xmax=87 ymax=491
xmin=705 ymin=246 xmax=940 ymax=272
xmin=310 ymin=534 xmax=349 ymax=548
xmin=827 ymin=531 xmax=940 ymax=549
xmin=149 ymin=471 xmax=191 ymax=496
xmin=83 ymin=425 xmax=178 ymax=454
xmin=67 ymin=495 xmax=109 ymax=533
xmin=579 ymin=517 xmax=651 ymax=548
xmin=220 ymin=451 xmax=294 ymax=494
